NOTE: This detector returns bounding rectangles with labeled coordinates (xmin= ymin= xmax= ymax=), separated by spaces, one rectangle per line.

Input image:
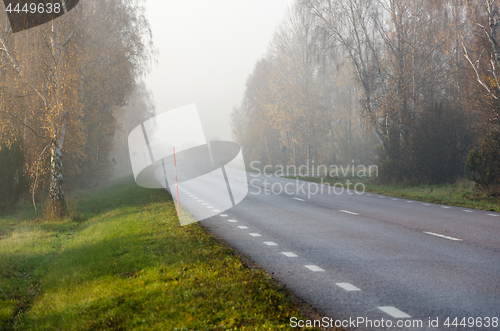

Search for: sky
xmin=144 ymin=0 xmax=292 ymax=141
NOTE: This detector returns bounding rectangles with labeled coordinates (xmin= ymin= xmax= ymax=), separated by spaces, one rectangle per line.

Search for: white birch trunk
xmin=49 ymin=114 xmax=67 ymax=217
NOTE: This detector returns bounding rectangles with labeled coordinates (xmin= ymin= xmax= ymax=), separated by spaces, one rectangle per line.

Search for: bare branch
xmin=0 ymin=35 xmax=49 ymax=107
xmin=462 ymin=41 xmax=498 ymax=99
xmin=0 ymin=110 xmax=48 ymax=138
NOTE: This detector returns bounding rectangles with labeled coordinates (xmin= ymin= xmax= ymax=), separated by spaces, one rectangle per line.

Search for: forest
xmin=0 ymin=0 xmax=155 ymax=215
xmin=231 ymin=0 xmax=500 ymax=191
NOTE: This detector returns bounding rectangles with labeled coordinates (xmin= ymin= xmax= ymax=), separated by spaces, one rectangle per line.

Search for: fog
xmin=144 ymin=0 xmax=292 ymax=141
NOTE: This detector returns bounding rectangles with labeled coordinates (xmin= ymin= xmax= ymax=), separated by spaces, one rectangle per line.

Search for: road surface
xmin=176 ymin=172 xmax=500 ymax=330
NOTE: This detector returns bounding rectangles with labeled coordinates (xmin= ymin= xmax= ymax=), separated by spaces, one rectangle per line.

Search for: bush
xmin=379 ymin=102 xmax=473 ymax=185
xmin=467 ymin=131 xmax=500 ymax=191
xmin=0 ymin=140 xmax=28 ymax=212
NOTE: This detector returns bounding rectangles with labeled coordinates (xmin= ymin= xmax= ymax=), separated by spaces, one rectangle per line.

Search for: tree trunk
xmin=49 ymin=115 xmax=67 ymax=217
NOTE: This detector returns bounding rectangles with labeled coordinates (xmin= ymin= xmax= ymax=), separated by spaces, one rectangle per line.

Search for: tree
xmin=303 ymin=0 xmax=475 ymax=183
xmin=0 ymin=138 xmax=27 ymax=212
xmin=232 ymin=0 xmax=379 ymax=168
xmin=113 ymin=81 xmax=155 ymax=168
xmin=0 ymin=0 xmax=154 ymax=215
xmin=463 ymin=0 xmax=500 ymax=190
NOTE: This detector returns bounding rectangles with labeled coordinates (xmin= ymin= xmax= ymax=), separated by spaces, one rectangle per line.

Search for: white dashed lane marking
xmin=249 ymin=233 xmax=261 ymax=237
xmin=220 ymin=214 xmax=228 ymax=217
xmin=406 ymin=201 xmax=414 ymax=203
xmin=238 ymin=226 xmax=248 ymax=229
xmin=378 ymin=306 xmax=411 ymax=318
xmin=264 ymin=241 xmax=278 ymax=246
xmin=294 ymin=197 xmax=305 ymax=202
xmin=488 ymin=214 xmax=499 ymax=217
xmin=305 ymin=265 xmax=325 ymax=272
xmin=336 ymin=283 xmax=361 ymax=291
xmin=213 ymin=209 xmax=220 ymax=212
xmin=423 ymin=203 xmax=431 ymax=206
xmin=424 ymin=231 xmax=463 ymax=241
xmin=282 ymin=252 xmax=298 ymax=257
xmin=392 ymin=198 xmax=399 ymax=201
xmin=441 ymin=206 xmax=451 ymax=209
xmin=228 ymin=219 xmax=238 ymax=223
xmin=463 ymin=210 xmax=473 ymax=213
xmin=340 ymin=210 xmax=359 ymax=216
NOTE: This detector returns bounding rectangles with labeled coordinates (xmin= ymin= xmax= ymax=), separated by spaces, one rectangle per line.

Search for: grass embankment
xmin=0 ymin=176 xmax=320 ymax=330
xmin=286 ymin=174 xmax=500 ymax=212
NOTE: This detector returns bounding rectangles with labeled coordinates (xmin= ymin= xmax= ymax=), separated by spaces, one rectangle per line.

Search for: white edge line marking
xmin=378 ymin=306 xmax=411 ymax=318
xmin=305 ymin=265 xmax=325 ymax=272
xmin=264 ymin=241 xmax=278 ymax=246
xmin=424 ymin=231 xmax=462 ymax=241
xmin=238 ymin=226 xmax=248 ymax=229
xmin=294 ymin=197 xmax=305 ymax=201
xmin=336 ymin=283 xmax=361 ymax=291
xmin=340 ymin=210 xmax=359 ymax=216
xmin=282 ymin=252 xmax=298 ymax=257
xmin=249 ymin=233 xmax=261 ymax=237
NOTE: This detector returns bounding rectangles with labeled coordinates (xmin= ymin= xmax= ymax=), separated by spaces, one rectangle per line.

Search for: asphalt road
xmin=175 ymin=172 xmax=500 ymax=330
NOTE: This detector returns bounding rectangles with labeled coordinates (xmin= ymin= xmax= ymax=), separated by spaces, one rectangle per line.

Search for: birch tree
xmin=463 ymin=0 xmax=500 ymax=125
xmin=463 ymin=0 xmax=500 ymax=190
xmin=0 ymin=0 xmax=154 ymax=216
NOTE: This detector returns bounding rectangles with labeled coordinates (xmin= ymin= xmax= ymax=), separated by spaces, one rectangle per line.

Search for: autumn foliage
xmin=233 ymin=0 xmax=500 ymax=190
xmin=0 ymin=0 xmax=155 ymax=215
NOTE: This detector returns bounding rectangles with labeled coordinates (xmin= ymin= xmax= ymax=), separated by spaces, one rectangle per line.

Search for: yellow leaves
xmin=486 ymin=76 xmax=499 ymax=89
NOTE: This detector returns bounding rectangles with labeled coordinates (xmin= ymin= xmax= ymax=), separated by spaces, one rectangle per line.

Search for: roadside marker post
xmin=173 ymin=147 xmax=180 ymax=217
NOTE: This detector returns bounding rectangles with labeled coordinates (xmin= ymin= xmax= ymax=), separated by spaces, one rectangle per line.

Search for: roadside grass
xmin=0 ymin=176 xmax=321 ymax=330
xmin=286 ymin=174 xmax=500 ymax=212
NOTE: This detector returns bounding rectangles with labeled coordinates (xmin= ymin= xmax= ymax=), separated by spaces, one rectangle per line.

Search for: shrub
xmin=467 ymin=131 xmax=500 ymax=191
xmin=379 ymin=102 xmax=473 ymax=185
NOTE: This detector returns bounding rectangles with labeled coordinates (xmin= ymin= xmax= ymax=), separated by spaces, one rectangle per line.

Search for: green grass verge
xmin=287 ymin=175 xmax=500 ymax=212
xmin=0 ymin=176 xmax=321 ymax=330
